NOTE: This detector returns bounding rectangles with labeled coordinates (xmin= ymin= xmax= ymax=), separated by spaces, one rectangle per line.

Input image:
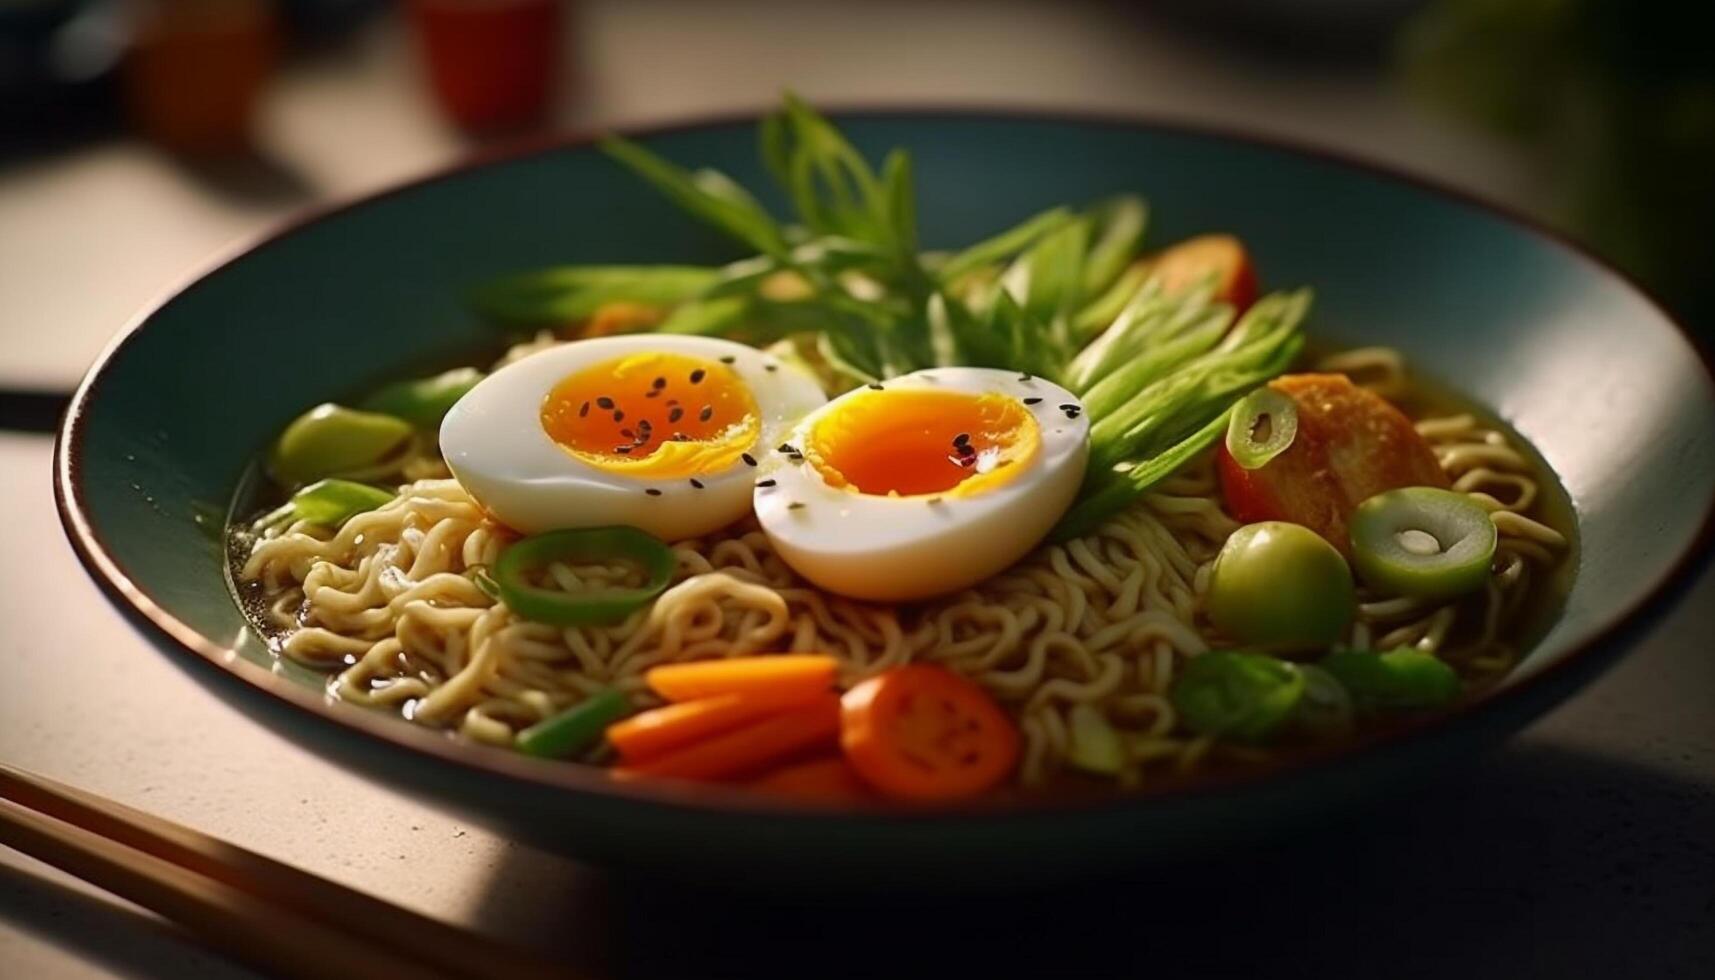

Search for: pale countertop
xmin=3 ymin=3 xmax=1712 ymax=978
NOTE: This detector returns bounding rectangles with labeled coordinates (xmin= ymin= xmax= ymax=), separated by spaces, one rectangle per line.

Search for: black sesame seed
xmin=668 ymin=407 xmax=684 ymax=423
xmin=927 ymin=497 xmax=943 ymax=505
xmin=674 ymin=433 xmax=690 ymax=441
xmin=742 ymin=453 xmax=757 ymax=466
xmin=867 ymin=382 xmax=884 ymax=390
xmin=645 ymin=389 xmax=661 ymax=399
xmin=757 ymin=479 xmax=777 ymax=488
xmin=579 ymin=401 xmax=590 ymax=417
xmin=788 ymin=502 xmax=806 ymax=511
xmin=690 ymin=369 xmax=706 ymax=384
xmin=612 ymin=410 xmax=625 ymax=422
xmin=778 ymin=443 xmax=798 ymax=455
xmin=616 ymin=445 xmax=633 ymax=454
xmin=764 ymin=363 xmax=778 ymax=372
xmin=698 ymin=406 xmax=714 ymax=423
xmin=652 ymin=377 xmax=666 ymax=389
xmin=620 ymin=428 xmax=636 ymax=440
xmin=1058 ymin=403 xmax=1078 ymax=411
xmin=1019 ymin=373 xmax=1033 ymax=382
xmin=953 ymin=432 xmax=971 ymax=446
xmin=720 ymin=355 xmax=736 ymax=364
xmin=645 ymin=488 xmax=662 ymax=496
xmin=690 ymin=478 xmax=705 ymax=489
xmin=638 ymin=419 xmax=653 ymax=432
xmin=597 ymin=397 xmax=614 ymax=409
xmin=1023 ymin=397 xmax=1043 ymax=406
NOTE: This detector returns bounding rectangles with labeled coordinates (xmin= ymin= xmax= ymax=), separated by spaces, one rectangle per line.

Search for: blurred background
xmin=2 ymin=0 xmax=1711 ymax=414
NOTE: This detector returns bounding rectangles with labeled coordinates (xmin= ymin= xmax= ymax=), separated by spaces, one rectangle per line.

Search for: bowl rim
xmin=53 ymin=104 xmax=1715 ymax=821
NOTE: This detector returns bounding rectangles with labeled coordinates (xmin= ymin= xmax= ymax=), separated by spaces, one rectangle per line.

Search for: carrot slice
xmin=617 ymin=694 xmax=841 ymax=782
xmin=840 ymin=666 xmax=1019 ymax=802
xmin=1151 ymin=234 xmax=1259 ymax=310
xmin=606 ymin=689 xmax=820 ymax=764
xmin=748 ymin=757 xmax=872 ymax=804
xmin=644 ymin=654 xmax=837 ymax=703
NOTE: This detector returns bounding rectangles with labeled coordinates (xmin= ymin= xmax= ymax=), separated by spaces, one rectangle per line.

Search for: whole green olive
xmin=268 ymin=403 xmax=413 ymax=486
xmin=1206 ymin=521 xmax=1355 ymax=653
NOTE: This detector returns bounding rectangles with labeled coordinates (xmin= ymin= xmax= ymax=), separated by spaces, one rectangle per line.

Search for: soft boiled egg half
xmin=755 ymin=368 xmax=1090 ymax=601
xmin=442 ymin=335 xmax=826 ymax=540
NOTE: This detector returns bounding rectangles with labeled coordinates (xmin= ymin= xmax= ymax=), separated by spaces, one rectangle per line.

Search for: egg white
xmin=754 ymin=368 xmax=1090 ymax=601
xmin=441 ymin=335 xmax=826 ymax=540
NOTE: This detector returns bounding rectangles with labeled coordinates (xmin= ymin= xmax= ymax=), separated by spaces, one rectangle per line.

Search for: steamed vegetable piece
xmin=269 ymin=403 xmax=414 ymax=486
xmin=616 ymin=693 xmax=842 ymax=782
xmin=1226 ymin=386 xmax=1298 ymax=470
xmin=1205 ymin=522 xmax=1354 ymax=652
xmin=644 ymin=654 xmax=838 ymax=703
xmin=359 ymin=367 xmax=483 ymax=428
xmin=1218 ymin=373 xmax=1448 ymax=552
xmin=1349 ymin=487 xmax=1498 ymax=599
xmin=1170 ymin=651 xmax=1306 ymax=742
xmin=840 ymin=666 xmax=1019 ymax=801
xmin=1067 ymin=703 xmax=1126 ymax=775
xmin=1293 ymin=664 xmax=1356 ymax=738
xmin=607 ymin=690 xmax=821 ymax=764
xmin=1149 ymin=234 xmax=1259 ymax=310
xmin=1320 ymin=648 xmax=1461 ymax=713
xmin=280 ymin=479 xmax=394 ymax=528
xmin=492 ymin=526 xmax=675 ymax=627
xmin=748 ymin=756 xmax=873 ymax=803
xmin=516 ymin=689 xmax=630 ymax=759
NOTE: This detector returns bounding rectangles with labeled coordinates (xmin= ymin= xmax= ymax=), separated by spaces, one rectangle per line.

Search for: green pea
xmin=269 ymin=403 xmax=413 ymax=486
xmin=359 ymin=367 xmax=484 ymax=429
xmin=1206 ymin=522 xmax=1355 ymax=653
xmin=1349 ymin=487 xmax=1497 ymax=599
xmin=1171 ymin=650 xmax=1306 ymax=742
xmin=1320 ymin=648 xmax=1461 ymax=714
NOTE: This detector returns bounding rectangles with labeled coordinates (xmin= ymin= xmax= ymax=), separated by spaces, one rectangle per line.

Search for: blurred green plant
xmin=1400 ymin=0 xmax=1715 ymax=327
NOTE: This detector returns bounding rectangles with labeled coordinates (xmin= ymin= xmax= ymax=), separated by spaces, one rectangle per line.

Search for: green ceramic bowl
xmin=55 ymin=111 xmax=1715 ymax=882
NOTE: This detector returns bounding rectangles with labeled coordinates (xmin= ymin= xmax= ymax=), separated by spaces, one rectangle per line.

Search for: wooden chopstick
xmin=0 ymin=764 xmax=572 ymax=980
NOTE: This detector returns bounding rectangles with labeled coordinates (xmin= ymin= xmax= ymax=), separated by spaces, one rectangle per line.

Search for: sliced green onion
xmin=1349 ymin=487 xmax=1498 ymax=599
xmin=1067 ymin=703 xmax=1125 ymax=774
xmin=359 ymin=367 xmax=483 ymax=428
xmin=494 ymin=526 xmax=676 ymax=627
xmin=1293 ymin=664 xmax=1355 ymax=738
xmin=516 ymin=689 xmax=631 ymax=759
xmin=1319 ymin=648 xmax=1461 ymax=714
xmin=269 ymin=403 xmax=413 ymax=486
xmin=1170 ymin=650 xmax=1305 ymax=743
xmin=288 ymin=479 xmax=394 ymax=528
xmin=1226 ymin=386 xmax=1298 ymax=470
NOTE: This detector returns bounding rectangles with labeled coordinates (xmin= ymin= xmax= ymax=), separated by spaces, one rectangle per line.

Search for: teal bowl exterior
xmin=55 ymin=111 xmax=1715 ymax=882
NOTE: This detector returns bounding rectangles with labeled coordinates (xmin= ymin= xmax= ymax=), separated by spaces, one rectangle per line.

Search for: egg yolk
xmin=540 ymin=352 xmax=759 ymax=478
xmin=805 ymin=388 xmax=1040 ymax=498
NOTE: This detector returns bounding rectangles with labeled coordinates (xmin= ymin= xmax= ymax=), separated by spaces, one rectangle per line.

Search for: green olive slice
xmin=1349 ymin=487 xmax=1497 ymax=599
xmin=1225 ymin=386 xmax=1298 ymax=470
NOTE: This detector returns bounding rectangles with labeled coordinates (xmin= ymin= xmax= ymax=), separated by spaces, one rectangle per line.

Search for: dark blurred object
xmin=407 ymin=0 xmax=562 ymax=133
xmin=123 ymin=0 xmax=280 ymax=157
xmin=1151 ymin=0 xmax=1431 ymax=65
xmin=0 ymin=0 xmax=126 ymax=145
xmin=276 ymin=0 xmax=383 ymax=37
xmin=1402 ymin=0 xmax=1715 ymax=328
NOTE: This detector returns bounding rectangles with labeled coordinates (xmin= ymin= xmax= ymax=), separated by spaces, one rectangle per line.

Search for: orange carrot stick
xmin=616 ymin=694 xmax=841 ymax=782
xmin=644 ymin=654 xmax=837 ymax=703
xmin=606 ymin=689 xmax=819 ymax=765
